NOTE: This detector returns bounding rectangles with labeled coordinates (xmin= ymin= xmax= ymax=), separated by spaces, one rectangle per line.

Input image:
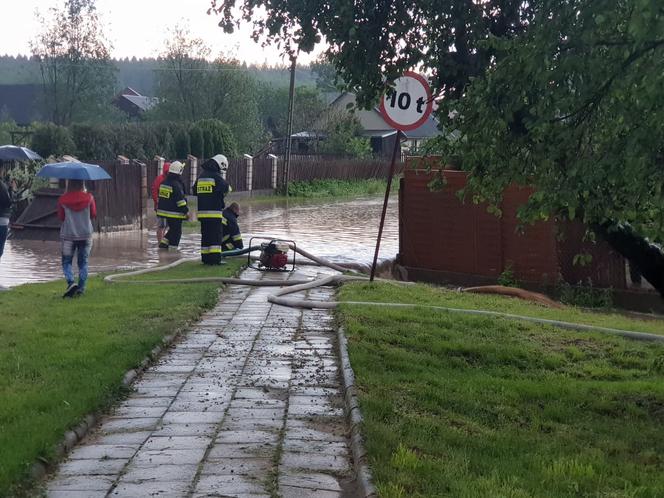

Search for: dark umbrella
xmin=0 ymin=145 xmax=42 ymax=162
xmin=36 ymin=161 xmax=112 ymax=181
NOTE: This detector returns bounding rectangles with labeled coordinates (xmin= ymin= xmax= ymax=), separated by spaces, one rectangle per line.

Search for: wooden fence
xmin=12 ymin=159 xmax=146 ymax=239
xmin=143 ymin=155 xmax=399 ymax=196
xmin=284 ymin=157 xmax=403 ymax=183
xmin=87 ymin=160 xmax=145 ymax=231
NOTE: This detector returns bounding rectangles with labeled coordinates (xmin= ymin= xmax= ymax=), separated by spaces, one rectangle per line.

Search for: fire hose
xmin=104 ymin=244 xmax=664 ymax=344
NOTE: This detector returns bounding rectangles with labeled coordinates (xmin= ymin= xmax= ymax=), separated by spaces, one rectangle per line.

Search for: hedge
xmin=30 ymin=120 xmax=238 ymax=161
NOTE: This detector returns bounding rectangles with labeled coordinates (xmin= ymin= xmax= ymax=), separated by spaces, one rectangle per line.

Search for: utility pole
xmin=283 ymin=53 xmax=297 ymax=197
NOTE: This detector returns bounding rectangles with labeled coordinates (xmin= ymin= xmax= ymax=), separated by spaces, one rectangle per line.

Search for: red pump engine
xmin=258 ymin=241 xmax=290 ymax=270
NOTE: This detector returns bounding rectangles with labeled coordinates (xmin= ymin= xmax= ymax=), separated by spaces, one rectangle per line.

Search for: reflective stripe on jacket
xmin=194 ymin=171 xmax=230 ymax=220
xmin=157 ymin=174 xmax=188 ymax=219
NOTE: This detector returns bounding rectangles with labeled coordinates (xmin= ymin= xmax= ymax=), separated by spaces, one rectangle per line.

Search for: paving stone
xmin=216 ymin=430 xmax=280 ymax=445
xmin=280 ymin=452 xmax=350 ymax=473
xmin=56 ymin=458 xmax=128 ymax=476
xmin=48 ymin=475 xmax=115 ymax=491
xmin=120 ymin=463 xmax=198 ymax=483
xmin=131 ymin=448 xmax=206 ymax=466
xmin=226 ymin=407 xmax=285 ymax=420
xmin=194 ymin=474 xmax=267 ymax=495
xmin=168 ymin=398 xmax=230 ymax=413
xmin=47 ymin=490 xmax=108 ymax=498
xmin=133 ymin=386 xmax=181 ymax=397
xmin=89 ymin=431 xmax=152 ymax=446
xmin=224 ymin=416 xmax=284 ymax=431
xmin=101 ymin=417 xmax=161 ymax=433
xmin=279 ymin=472 xmax=343 ymax=492
xmin=280 ymin=485 xmax=343 ymax=498
xmin=142 ymin=435 xmax=211 ymax=451
xmin=288 ymin=403 xmax=344 ymax=418
xmin=151 ymin=423 xmax=218 ymax=437
xmin=162 ymin=411 xmax=225 ymax=424
xmin=207 ymin=442 xmax=276 ymax=460
xmin=68 ymin=444 xmax=137 ymax=460
xmin=282 ymin=440 xmax=348 ymax=456
xmin=109 ymin=480 xmax=191 ymax=497
xmin=112 ymin=405 xmax=168 ymax=419
xmin=118 ymin=396 xmax=173 ymax=408
xmin=199 ymin=458 xmax=273 ymax=476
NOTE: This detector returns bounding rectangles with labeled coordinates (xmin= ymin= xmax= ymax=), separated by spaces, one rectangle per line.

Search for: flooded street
xmin=0 ymin=196 xmax=398 ymax=287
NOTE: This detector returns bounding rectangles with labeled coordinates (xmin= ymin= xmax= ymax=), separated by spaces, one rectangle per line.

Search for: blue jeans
xmin=62 ymin=239 xmax=93 ymax=291
xmin=0 ymin=225 xmax=7 ymax=260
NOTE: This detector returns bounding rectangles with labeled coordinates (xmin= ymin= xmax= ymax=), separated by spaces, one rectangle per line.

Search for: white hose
xmin=104 ymin=248 xmax=664 ymax=344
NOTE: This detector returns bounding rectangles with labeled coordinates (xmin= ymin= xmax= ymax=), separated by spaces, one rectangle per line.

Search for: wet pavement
xmin=45 ymin=266 xmax=356 ymax=498
xmin=1 ymin=196 xmax=397 ymax=288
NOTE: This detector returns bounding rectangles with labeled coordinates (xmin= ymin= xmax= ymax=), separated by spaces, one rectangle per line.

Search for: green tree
xmin=31 ymin=123 xmax=76 ymax=157
xmin=154 ymin=25 xmax=211 ymax=122
xmin=319 ymin=112 xmax=371 ymax=158
xmin=211 ymin=0 xmax=531 ymax=106
xmin=257 ymin=84 xmax=326 ymax=138
xmin=153 ymin=28 xmax=264 ymax=153
xmin=31 ymin=0 xmax=118 ymax=125
xmin=212 ymin=0 xmax=664 ymax=296
xmin=310 ymin=55 xmax=340 ymax=92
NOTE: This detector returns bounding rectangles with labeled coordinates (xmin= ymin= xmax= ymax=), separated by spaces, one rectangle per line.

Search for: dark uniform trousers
xmin=200 ymin=219 xmax=223 ymax=265
xmin=164 ymin=218 xmax=183 ymax=248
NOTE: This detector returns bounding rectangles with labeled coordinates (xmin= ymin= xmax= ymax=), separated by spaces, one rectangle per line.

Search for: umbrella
xmin=0 ymin=145 xmax=42 ymax=162
xmin=36 ymin=161 xmax=112 ymax=181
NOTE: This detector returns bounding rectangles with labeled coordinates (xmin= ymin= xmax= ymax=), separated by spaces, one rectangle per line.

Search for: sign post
xmin=370 ymin=71 xmax=433 ymax=281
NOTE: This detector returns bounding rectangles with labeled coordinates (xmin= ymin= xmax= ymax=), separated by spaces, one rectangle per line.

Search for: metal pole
xmin=370 ymin=130 xmax=401 ymax=281
xmin=283 ymin=54 xmax=297 ymax=197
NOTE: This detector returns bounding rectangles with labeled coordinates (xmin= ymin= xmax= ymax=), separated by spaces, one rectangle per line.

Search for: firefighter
xmin=222 ymin=202 xmax=244 ymax=252
xmin=156 ymin=161 xmax=188 ymax=249
xmin=194 ymin=154 xmax=231 ymax=264
xmin=151 ymin=162 xmax=170 ymax=244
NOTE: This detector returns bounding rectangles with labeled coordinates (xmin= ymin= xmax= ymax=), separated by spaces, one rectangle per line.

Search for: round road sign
xmin=379 ymin=71 xmax=433 ymax=132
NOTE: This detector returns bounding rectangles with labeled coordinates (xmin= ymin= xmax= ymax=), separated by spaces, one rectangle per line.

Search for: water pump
xmin=249 ymin=238 xmax=296 ymax=272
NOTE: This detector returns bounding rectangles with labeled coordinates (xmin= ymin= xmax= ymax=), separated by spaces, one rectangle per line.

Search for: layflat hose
xmin=103 ymin=244 xmax=664 ymax=344
xmin=268 ymin=275 xmax=664 ymax=344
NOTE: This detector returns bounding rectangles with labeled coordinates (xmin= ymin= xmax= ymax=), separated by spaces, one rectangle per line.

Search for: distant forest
xmin=0 ymin=55 xmax=318 ymax=94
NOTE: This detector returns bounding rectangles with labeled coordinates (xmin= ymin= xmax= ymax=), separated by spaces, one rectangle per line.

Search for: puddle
xmin=0 ymin=196 xmax=398 ymax=287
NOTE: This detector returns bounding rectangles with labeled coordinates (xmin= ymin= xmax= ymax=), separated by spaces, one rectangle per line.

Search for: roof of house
xmin=121 ymin=94 xmax=158 ymax=112
xmin=113 ymin=88 xmax=158 ymax=117
xmin=0 ymin=84 xmax=42 ymax=125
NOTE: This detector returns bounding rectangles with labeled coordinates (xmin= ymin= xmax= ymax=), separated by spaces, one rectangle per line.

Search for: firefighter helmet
xmin=211 ymin=154 xmax=229 ymax=171
xmin=169 ymin=161 xmax=185 ymax=175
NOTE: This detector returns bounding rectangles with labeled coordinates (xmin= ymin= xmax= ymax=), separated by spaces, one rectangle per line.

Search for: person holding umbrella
xmin=0 ymin=145 xmax=42 ymax=262
xmin=36 ymin=159 xmax=110 ymax=297
xmin=57 ymin=179 xmax=97 ymax=298
xmin=0 ymin=168 xmax=16 ymax=261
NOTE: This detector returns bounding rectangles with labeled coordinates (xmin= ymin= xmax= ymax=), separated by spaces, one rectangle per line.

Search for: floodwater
xmin=0 ymin=196 xmax=398 ymax=288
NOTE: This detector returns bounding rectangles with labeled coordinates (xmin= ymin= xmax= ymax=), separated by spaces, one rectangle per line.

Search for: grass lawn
xmin=0 ymin=259 xmax=244 ymax=497
xmin=338 ymin=282 xmax=664 ymax=498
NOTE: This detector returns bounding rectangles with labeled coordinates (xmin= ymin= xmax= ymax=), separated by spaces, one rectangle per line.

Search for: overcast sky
xmin=1 ymin=0 xmax=323 ymax=65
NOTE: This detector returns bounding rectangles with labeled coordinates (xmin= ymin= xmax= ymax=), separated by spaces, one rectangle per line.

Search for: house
xmin=314 ymin=92 xmax=442 ymax=156
xmin=0 ymin=84 xmax=42 ymax=125
xmin=113 ymin=87 xmax=158 ymax=119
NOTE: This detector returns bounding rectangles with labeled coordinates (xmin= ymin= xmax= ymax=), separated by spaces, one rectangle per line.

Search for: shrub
xmin=31 ymin=124 xmax=76 ymax=157
xmin=558 ymin=279 xmax=613 ymax=309
xmin=28 ymin=120 xmax=238 ymax=161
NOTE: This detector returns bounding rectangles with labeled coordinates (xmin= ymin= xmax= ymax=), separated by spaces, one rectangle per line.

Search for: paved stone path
xmin=45 ymin=266 xmax=356 ymax=498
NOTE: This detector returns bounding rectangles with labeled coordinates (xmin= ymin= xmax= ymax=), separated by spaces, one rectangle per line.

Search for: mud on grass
xmin=0 ymin=259 xmax=244 ymax=496
xmin=338 ymin=282 xmax=664 ymax=497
